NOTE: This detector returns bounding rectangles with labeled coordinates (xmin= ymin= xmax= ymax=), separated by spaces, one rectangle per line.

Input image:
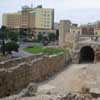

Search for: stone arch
xmin=79 ymin=46 xmax=95 ymax=63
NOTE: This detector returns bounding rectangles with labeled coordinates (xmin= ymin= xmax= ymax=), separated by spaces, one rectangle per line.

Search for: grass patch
xmin=23 ymin=46 xmax=64 ymax=55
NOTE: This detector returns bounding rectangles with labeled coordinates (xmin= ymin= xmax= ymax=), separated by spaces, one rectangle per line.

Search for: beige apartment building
xmin=2 ymin=6 xmax=54 ymax=29
xmin=3 ymin=12 xmax=21 ymax=29
xmin=2 ymin=6 xmax=55 ymax=39
xmin=30 ymin=6 xmax=54 ymax=29
xmin=20 ymin=6 xmax=34 ymax=29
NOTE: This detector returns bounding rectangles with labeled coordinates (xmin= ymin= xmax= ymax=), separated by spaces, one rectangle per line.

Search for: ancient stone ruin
xmin=0 ymin=53 xmax=66 ymax=98
xmin=73 ymin=34 xmax=100 ymax=63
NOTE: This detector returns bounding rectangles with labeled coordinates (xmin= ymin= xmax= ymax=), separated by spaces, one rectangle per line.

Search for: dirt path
xmin=37 ymin=64 xmax=94 ymax=93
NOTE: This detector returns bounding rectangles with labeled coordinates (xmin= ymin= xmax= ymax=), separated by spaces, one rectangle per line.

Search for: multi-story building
xmin=20 ymin=6 xmax=33 ymax=29
xmin=2 ymin=5 xmax=55 ymax=40
xmin=96 ymin=21 xmax=100 ymax=29
xmin=3 ymin=12 xmax=21 ymax=29
xmin=95 ymin=21 xmax=100 ymax=35
xmin=30 ymin=5 xmax=54 ymax=29
xmin=80 ymin=23 xmax=95 ymax=35
xmin=29 ymin=5 xmax=55 ymax=39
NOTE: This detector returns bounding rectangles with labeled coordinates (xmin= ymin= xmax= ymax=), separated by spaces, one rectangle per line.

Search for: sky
xmin=0 ymin=0 xmax=100 ymax=26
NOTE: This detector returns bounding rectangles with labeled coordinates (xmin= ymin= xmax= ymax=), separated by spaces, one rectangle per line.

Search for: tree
xmin=0 ymin=26 xmax=7 ymax=55
xmin=0 ymin=26 xmax=19 ymax=55
xmin=0 ymin=27 xmax=19 ymax=42
xmin=37 ymin=33 xmax=43 ymax=42
xmin=48 ymin=33 xmax=56 ymax=41
xmin=1 ymin=41 xmax=19 ymax=54
xmin=7 ymin=31 xmax=19 ymax=42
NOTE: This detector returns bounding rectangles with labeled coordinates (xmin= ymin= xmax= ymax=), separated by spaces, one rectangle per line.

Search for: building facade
xmin=20 ymin=6 xmax=33 ymax=29
xmin=2 ymin=5 xmax=55 ymax=40
xmin=80 ymin=23 xmax=95 ymax=35
xmin=3 ymin=12 xmax=21 ymax=29
xmin=96 ymin=21 xmax=100 ymax=29
xmin=95 ymin=21 xmax=100 ymax=35
xmin=30 ymin=6 xmax=54 ymax=29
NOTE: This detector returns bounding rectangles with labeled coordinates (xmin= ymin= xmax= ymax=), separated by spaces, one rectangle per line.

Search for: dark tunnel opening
xmin=79 ymin=46 xmax=94 ymax=63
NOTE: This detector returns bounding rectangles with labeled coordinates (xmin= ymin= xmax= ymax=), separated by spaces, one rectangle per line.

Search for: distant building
xmin=96 ymin=21 xmax=100 ymax=29
xmin=71 ymin=24 xmax=80 ymax=34
xmin=30 ymin=5 xmax=54 ymax=29
xmin=95 ymin=28 xmax=100 ymax=35
xmin=2 ymin=5 xmax=55 ymax=40
xmin=95 ymin=21 xmax=100 ymax=35
xmin=3 ymin=5 xmax=54 ymax=29
xmin=80 ymin=23 xmax=95 ymax=35
xmin=3 ymin=12 xmax=21 ymax=29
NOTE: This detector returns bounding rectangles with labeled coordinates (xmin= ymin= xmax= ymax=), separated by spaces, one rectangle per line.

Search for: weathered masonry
xmin=0 ymin=53 xmax=66 ymax=98
xmin=73 ymin=35 xmax=100 ymax=63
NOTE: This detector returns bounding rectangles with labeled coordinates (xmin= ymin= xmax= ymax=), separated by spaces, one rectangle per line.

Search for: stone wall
xmin=55 ymin=93 xmax=93 ymax=100
xmin=72 ymin=42 xmax=100 ymax=64
xmin=0 ymin=53 xmax=66 ymax=98
xmin=72 ymin=35 xmax=100 ymax=64
xmin=0 ymin=54 xmax=43 ymax=69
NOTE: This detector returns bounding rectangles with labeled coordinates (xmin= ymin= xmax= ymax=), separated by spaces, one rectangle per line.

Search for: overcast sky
xmin=0 ymin=0 xmax=100 ymax=26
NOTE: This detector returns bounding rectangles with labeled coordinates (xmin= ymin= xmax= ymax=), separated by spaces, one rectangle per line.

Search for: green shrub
xmin=37 ymin=33 xmax=43 ymax=42
xmin=1 ymin=41 xmax=19 ymax=54
xmin=8 ymin=31 xmax=19 ymax=42
xmin=48 ymin=33 xmax=56 ymax=41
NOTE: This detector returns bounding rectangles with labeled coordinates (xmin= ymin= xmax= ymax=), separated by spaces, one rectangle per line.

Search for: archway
xmin=79 ymin=46 xmax=94 ymax=63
